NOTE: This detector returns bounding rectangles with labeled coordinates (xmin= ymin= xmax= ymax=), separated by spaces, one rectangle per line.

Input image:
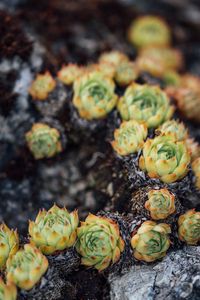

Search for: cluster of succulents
xmin=2 ymin=7 xmax=200 ymax=299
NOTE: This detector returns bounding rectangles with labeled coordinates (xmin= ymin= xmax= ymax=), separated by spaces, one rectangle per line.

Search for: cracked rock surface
xmin=109 ymin=246 xmax=200 ymax=300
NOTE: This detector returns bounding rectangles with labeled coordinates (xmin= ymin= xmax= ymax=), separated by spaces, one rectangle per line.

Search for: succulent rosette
xmin=139 ymin=135 xmax=191 ymax=183
xmin=145 ymin=189 xmax=175 ymax=220
xmin=0 ymin=224 xmax=19 ymax=269
xmin=128 ymin=16 xmax=171 ymax=49
xmin=98 ymin=50 xmax=128 ymax=68
xmin=29 ymin=204 xmax=79 ymax=255
xmin=115 ymin=61 xmax=139 ymax=86
xmin=6 ymin=244 xmax=48 ymax=290
xmin=118 ymin=83 xmax=174 ymax=128
xmin=0 ymin=278 xmax=17 ymax=300
xmin=86 ymin=63 xmax=116 ymax=78
xmin=73 ymin=71 xmax=118 ymax=120
xmin=186 ymin=138 xmax=200 ymax=162
xmin=192 ymin=158 xmax=200 ymax=190
xmin=29 ymin=72 xmax=56 ymax=100
xmin=57 ymin=64 xmax=84 ymax=85
xmin=156 ymin=120 xmax=188 ymax=142
xmin=111 ymin=120 xmax=147 ymax=156
xmin=25 ymin=123 xmax=62 ymax=159
xmin=178 ymin=210 xmax=200 ymax=245
xmin=136 ymin=47 xmax=183 ymax=77
xmin=131 ymin=221 xmax=171 ymax=262
xmin=76 ymin=214 xmax=125 ymax=271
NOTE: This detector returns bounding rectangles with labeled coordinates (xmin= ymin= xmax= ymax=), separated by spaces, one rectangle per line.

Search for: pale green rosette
xmin=118 ymin=83 xmax=174 ymax=128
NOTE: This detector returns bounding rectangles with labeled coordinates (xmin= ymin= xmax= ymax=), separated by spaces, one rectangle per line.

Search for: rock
xmin=109 ymin=246 xmax=200 ymax=300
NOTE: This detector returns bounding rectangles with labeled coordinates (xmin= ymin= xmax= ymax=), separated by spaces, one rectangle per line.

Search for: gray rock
xmin=109 ymin=246 xmax=200 ymax=300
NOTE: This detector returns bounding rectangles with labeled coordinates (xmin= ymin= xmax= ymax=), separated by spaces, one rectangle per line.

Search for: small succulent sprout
xmin=192 ymin=157 xmax=200 ymax=190
xmin=145 ymin=189 xmax=176 ymax=220
xmin=186 ymin=138 xmax=200 ymax=162
xmin=178 ymin=210 xmax=200 ymax=245
xmin=0 ymin=224 xmax=19 ymax=269
xmin=29 ymin=204 xmax=79 ymax=255
xmin=128 ymin=15 xmax=171 ymax=49
xmin=25 ymin=123 xmax=62 ymax=159
xmin=155 ymin=120 xmax=188 ymax=142
xmin=172 ymin=87 xmax=200 ymax=124
xmin=163 ymin=70 xmax=181 ymax=87
xmin=115 ymin=61 xmax=139 ymax=86
xmin=86 ymin=62 xmax=116 ymax=78
xmin=73 ymin=71 xmax=118 ymax=120
xmin=136 ymin=47 xmax=183 ymax=77
xmin=29 ymin=72 xmax=56 ymax=101
xmin=139 ymin=135 xmax=191 ymax=183
xmin=118 ymin=83 xmax=174 ymax=128
xmin=131 ymin=221 xmax=171 ymax=262
xmin=57 ymin=64 xmax=84 ymax=85
xmin=98 ymin=50 xmax=129 ymax=68
xmin=111 ymin=120 xmax=147 ymax=156
xmin=76 ymin=214 xmax=125 ymax=271
xmin=0 ymin=278 xmax=17 ymax=300
xmin=6 ymin=244 xmax=48 ymax=290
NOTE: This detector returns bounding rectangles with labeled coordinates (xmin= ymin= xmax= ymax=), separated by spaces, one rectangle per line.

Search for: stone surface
xmin=109 ymin=246 xmax=200 ymax=300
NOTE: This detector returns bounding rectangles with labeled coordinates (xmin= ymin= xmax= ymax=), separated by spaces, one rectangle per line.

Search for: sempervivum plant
xmin=139 ymin=135 xmax=191 ymax=183
xmin=29 ymin=204 xmax=79 ymax=255
xmin=76 ymin=214 xmax=125 ymax=271
xmin=128 ymin=16 xmax=171 ymax=49
xmin=192 ymin=158 xmax=200 ymax=190
xmin=145 ymin=189 xmax=175 ymax=220
xmin=98 ymin=50 xmax=129 ymax=68
xmin=136 ymin=47 xmax=183 ymax=77
xmin=178 ymin=210 xmax=200 ymax=245
xmin=29 ymin=72 xmax=56 ymax=101
xmin=25 ymin=123 xmax=62 ymax=159
xmin=6 ymin=244 xmax=48 ymax=290
xmin=155 ymin=120 xmax=188 ymax=142
xmin=118 ymin=83 xmax=174 ymax=128
xmin=115 ymin=61 xmax=139 ymax=86
xmin=57 ymin=64 xmax=84 ymax=85
xmin=186 ymin=138 xmax=200 ymax=162
xmin=131 ymin=221 xmax=171 ymax=262
xmin=169 ymin=74 xmax=200 ymax=123
xmin=111 ymin=120 xmax=147 ymax=156
xmin=0 ymin=224 xmax=19 ymax=269
xmin=0 ymin=278 xmax=17 ymax=300
xmin=73 ymin=71 xmax=118 ymax=120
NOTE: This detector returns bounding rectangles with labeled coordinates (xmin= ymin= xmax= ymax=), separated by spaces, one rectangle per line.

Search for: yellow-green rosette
xmin=115 ymin=61 xmax=139 ymax=86
xmin=111 ymin=120 xmax=147 ymax=156
xmin=118 ymin=83 xmax=174 ymax=128
xmin=57 ymin=64 xmax=84 ymax=85
xmin=98 ymin=50 xmax=129 ymax=68
xmin=192 ymin=157 xmax=200 ymax=190
xmin=156 ymin=120 xmax=188 ymax=142
xmin=131 ymin=221 xmax=171 ymax=262
xmin=29 ymin=204 xmax=79 ymax=255
xmin=178 ymin=210 xmax=200 ymax=245
xmin=76 ymin=214 xmax=125 ymax=271
xmin=29 ymin=72 xmax=56 ymax=101
xmin=6 ymin=244 xmax=48 ymax=291
xmin=128 ymin=16 xmax=171 ymax=49
xmin=25 ymin=123 xmax=62 ymax=160
xmin=73 ymin=71 xmax=118 ymax=120
xmin=0 ymin=278 xmax=17 ymax=300
xmin=0 ymin=224 xmax=19 ymax=269
xmin=145 ymin=188 xmax=176 ymax=220
xmin=136 ymin=47 xmax=183 ymax=77
xmin=139 ymin=135 xmax=191 ymax=183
